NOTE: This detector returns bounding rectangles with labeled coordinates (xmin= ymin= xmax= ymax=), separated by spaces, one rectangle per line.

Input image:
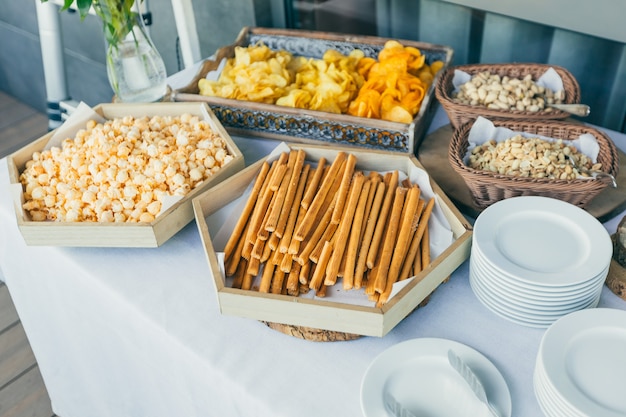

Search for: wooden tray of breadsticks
xmin=193 ymin=142 xmax=472 ymax=338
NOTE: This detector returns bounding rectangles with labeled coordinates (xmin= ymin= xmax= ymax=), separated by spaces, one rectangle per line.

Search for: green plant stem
xmin=92 ymin=0 xmax=137 ymax=48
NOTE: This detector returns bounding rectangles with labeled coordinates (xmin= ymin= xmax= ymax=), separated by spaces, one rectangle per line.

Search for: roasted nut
xmin=468 ymin=135 xmax=599 ymax=179
xmin=452 ymin=71 xmax=565 ymax=112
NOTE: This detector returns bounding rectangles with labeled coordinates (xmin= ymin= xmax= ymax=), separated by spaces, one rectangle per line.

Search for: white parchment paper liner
xmin=212 ymin=142 xmax=454 ymax=307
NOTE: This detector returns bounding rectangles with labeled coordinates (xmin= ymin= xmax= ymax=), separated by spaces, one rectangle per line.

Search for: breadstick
xmin=294 ymin=152 xmax=346 ymax=241
xmin=304 ymin=262 xmax=316 ymax=286
xmin=302 ymin=161 xmax=344 ymax=243
xmin=331 ymin=153 xmax=357 ymax=224
xmin=241 ymin=264 xmax=255 ymax=290
xmin=421 ymin=222 xmax=430 ymax=268
xmin=225 ymin=214 xmax=250 ymax=276
xmin=275 ymin=150 xmax=306 ymax=237
xmin=367 ymin=171 xmax=399 ymax=269
xmin=271 ymin=247 xmax=284 ymax=266
xmin=309 ymin=240 xmax=333 ymax=292
xmin=286 ymin=261 xmax=302 ymax=296
xmin=354 ymin=181 xmax=386 ymax=289
xmin=264 ymin=151 xmax=296 ymax=233
xmin=271 ymin=268 xmax=286 ymax=294
xmin=267 ymin=231 xmax=281 ymax=252
xmin=379 ymin=186 xmax=421 ymax=303
xmin=231 ymin=257 xmax=247 ymax=289
xmin=373 ymin=187 xmax=407 ymax=294
xmin=279 ymin=163 xmax=310 ymax=253
xmin=412 ymin=245 xmax=422 ymax=277
xmin=299 ymin=260 xmax=311 ymax=285
xmin=406 ymin=197 xmax=435 ymax=280
xmin=365 ymin=264 xmax=379 ymax=295
xmin=295 ymin=205 xmax=334 ymax=265
xmin=268 ymin=152 xmax=289 ymax=191
xmin=325 ymin=173 xmax=365 ymax=286
xmin=287 ymin=238 xmax=301 ymax=257
xmin=387 ymin=186 xmax=420 ymax=280
xmin=242 ymin=160 xmax=278 ymax=258
xmin=260 ymin=237 xmax=273 ymax=263
xmin=251 ymin=235 xmax=266 ymax=260
xmin=309 ymin=223 xmax=338 ymax=264
xmin=316 ymin=284 xmax=328 ymax=298
xmin=296 ymin=159 xmax=344 ymax=251
xmin=247 ymin=255 xmax=261 ymax=277
xmin=245 ymin=161 xmax=284 ymax=246
xmin=414 ymin=197 xmax=435 ymax=255
xmin=224 ymin=161 xmax=270 ymax=262
xmin=280 ymin=252 xmax=294 ymax=273
xmin=259 ymin=262 xmax=276 ymax=293
xmin=301 ymin=157 xmax=326 ymax=210
xmin=360 ymin=173 xmax=381 ymax=238
xmin=399 ymin=198 xmax=426 ymax=281
xmin=338 ymin=250 xmax=347 ymax=279
xmin=342 ymin=178 xmax=371 ymax=289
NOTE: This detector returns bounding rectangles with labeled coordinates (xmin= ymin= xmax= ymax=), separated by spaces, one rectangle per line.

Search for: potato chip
xmin=429 ymin=60 xmax=445 ymax=75
xmin=199 ymin=42 xmax=364 ymax=114
xmin=276 ymin=89 xmax=312 ymax=108
xmin=348 ymin=89 xmax=381 ymax=119
xmin=198 ymin=39 xmax=443 ymax=122
xmin=347 ymin=41 xmax=441 ymax=123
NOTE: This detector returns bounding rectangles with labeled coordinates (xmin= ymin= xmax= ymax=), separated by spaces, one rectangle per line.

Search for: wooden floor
xmin=0 ymin=283 xmax=54 ymax=417
xmin=0 ymin=91 xmax=55 ymax=417
xmin=0 ymin=92 xmax=49 ymax=159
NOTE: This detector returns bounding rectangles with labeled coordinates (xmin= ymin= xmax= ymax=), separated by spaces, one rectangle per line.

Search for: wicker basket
xmin=449 ymin=119 xmax=619 ymax=210
xmin=435 ymin=63 xmax=581 ymax=129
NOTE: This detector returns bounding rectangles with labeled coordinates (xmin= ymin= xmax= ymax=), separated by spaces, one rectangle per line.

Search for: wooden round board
xmin=607 ymin=259 xmax=626 ymax=301
xmin=608 ymin=233 xmax=626 ymax=301
xmin=261 ymin=322 xmax=362 ymax=341
xmin=418 ymin=124 xmax=626 ymax=223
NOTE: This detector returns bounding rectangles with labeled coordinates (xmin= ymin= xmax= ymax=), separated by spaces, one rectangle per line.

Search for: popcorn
xmin=19 ymin=113 xmax=233 ymax=223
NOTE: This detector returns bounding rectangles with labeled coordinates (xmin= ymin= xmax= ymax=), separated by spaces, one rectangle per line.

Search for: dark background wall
xmin=1 ymin=0 xmax=624 ymax=132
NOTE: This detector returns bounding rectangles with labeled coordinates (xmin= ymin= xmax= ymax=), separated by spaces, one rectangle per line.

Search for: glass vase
xmin=104 ymin=15 xmax=168 ymax=103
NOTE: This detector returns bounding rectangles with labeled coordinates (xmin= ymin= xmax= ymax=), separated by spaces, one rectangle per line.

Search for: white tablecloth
xmin=1 ymin=106 xmax=626 ymax=417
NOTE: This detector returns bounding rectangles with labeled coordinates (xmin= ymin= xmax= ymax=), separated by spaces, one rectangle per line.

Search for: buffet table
xmin=1 ymin=102 xmax=626 ymax=417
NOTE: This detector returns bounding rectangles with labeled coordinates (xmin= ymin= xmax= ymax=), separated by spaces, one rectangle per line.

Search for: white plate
xmin=469 ymin=274 xmax=600 ymax=328
xmin=534 ymin=359 xmax=585 ymax=417
xmin=473 ymin=196 xmax=611 ymax=287
xmin=539 ymin=308 xmax=626 ymax=417
xmin=534 ymin=368 xmax=581 ymax=417
xmin=470 ymin=264 xmax=601 ymax=315
xmin=470 ymin=256 xmax=604 ymax=306
xmin=361 ymin=338 xmax=511 ymax=417
xmin=471 ymin=245 xmax=609 ymax=294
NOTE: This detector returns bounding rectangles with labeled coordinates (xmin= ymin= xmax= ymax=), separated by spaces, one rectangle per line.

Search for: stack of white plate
xmin=469 ymin=196 xmax=612 ymax=328
xmin=534 ymin=308 xmax=626 ymax=417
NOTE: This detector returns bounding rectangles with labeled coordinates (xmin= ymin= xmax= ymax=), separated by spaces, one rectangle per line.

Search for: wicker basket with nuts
xmin=435 ymin=63 xmax=581 ymax=129
xmin=449 ymin=118 xmax=619 ymax=210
